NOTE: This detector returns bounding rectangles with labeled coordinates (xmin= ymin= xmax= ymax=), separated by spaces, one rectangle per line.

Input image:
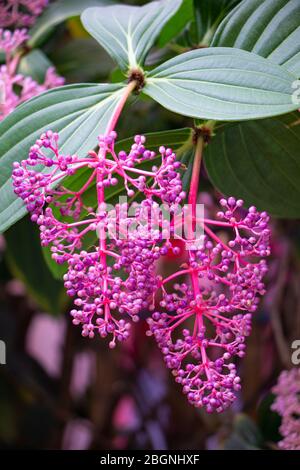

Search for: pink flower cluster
xmin=147 ymin=198 xmax=270 ymax=412
xmin=0 ymin=0 xmax=48 ymax=28
xmin=0 ymin=28 xmax=64 ymax=120
xmin=12 ymin=129 xmax=270 ymax=412
xmin=272 ymin=368 xmax=300 ymax=450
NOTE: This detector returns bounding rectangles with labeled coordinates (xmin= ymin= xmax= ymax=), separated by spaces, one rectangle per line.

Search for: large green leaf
xmin=5 ymin=216 xmax=66 ymax=314
xmin=212 ymin=0 xmax=300 ymax=76
xmin=204 ymin=112 xmax=300 ymax=218
xmin=81 ymin=0 xmax=182 ymax=71
xmin=28 ymin=0 xmax=113 ymax=47
xmin=0 ymin=83 xmax=126 ymax=233
xmin=144 ymin=47 xmax=298 ymax=121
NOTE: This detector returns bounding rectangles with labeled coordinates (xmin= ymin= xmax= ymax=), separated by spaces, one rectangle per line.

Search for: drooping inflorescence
xmin=12 ymin=127 xmax=270 ymax=413
xmin=0 ymin=0 xmax=48 ymax=28
xmin=147 ymin=197 xmax=270 ymax=412
xmin=272 ymin=368 xmax=300 ymax=450
xmin=0 ymin=28 xmax=64 ymax=120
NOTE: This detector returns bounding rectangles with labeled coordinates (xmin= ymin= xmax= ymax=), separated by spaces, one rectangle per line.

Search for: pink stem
xmin=105 ymin=81 xmax=137 ymax=135
xmin=95 ymin=80 xmax=137 ymax=295
xmin=188 ymin=137 xmax=203 ymax=231
xmin=65 ymin=218 xmax=98 ymax=228
xmin=97 ymin=149 xmax=108 ymax=292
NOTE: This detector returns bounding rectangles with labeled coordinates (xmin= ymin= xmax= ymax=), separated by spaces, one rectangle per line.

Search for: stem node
xmin=192 ymin=125 xmax=212 ymax=145
xmin=127 ymin=68 xmax=145 ymax=93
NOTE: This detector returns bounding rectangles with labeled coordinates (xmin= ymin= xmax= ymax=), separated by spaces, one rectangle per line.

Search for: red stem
xmin=188 ymin=137 xmax=204 ymax=230
xmin=187 ymin=136 xmax=210 ymax=375
xmin=105 ymin=80 xmax=137 ymax=135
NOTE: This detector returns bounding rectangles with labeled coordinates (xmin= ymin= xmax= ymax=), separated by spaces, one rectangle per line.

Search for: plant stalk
xmin=96 ymin=80 xmax=137 ymax=299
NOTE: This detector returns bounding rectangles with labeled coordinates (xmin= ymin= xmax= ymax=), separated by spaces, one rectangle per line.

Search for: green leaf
xmin=144 ymin=47 xmax=298 ymax=121
xmin=204 ymin=112 xmax=300 ymax=217
xmin=0 ymin=82 xmax=126 ymax=233
xmin=43 ymin=128 xmax=192 ymax=279
xmin=158 ymin=0 xmax=194 ymax=47
xmin=18 ymin=49 xmax=52 ymax=83
xmin=28 ymin=0 xmax=113 ymax=47
xmin=212 ymin=0 xmax=300 ymax=76
xmin=4 ymin=216 xmax=66 ymax=314
xmin=192 ymin=0 xmax=241 ymax=45
xmin=81 ymin=0 xmax=182 ymax=71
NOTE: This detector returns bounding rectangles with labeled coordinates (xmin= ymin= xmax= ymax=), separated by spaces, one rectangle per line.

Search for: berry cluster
xmin=147 ymin=198 xmax=270 ymax=412
xmin=13 ymin=130 xmax=185 ymax=345
xmin=0 ymin=29 xmax=64 ymax=120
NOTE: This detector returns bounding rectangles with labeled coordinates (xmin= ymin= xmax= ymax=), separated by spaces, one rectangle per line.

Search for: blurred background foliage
xmin=0 ymin=0 xmax=300 ymax=450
